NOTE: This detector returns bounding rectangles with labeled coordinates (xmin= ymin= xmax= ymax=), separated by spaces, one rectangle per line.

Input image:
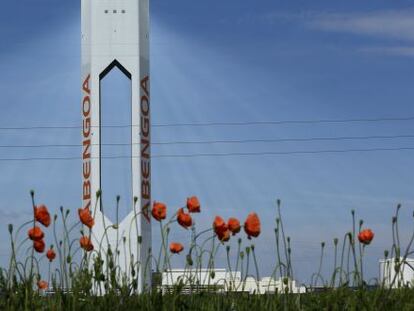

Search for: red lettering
xmin=141 ymin=160 xmax=150 ymax=178
xmin=83 ymin=74 xmax=91 ymax=94
xmin=83 ymin=96 xmax=91 ymax=117
xmin=83 ymin=139 xmax=91 ymax=159
xmin=140 ymin=75 xmax=149 ymax=97
xmin=83 ymin=180 xmax=91 ymax=201
xmin=83 ymin=161 xmax=91 ymax=179
xmin=141 ymin=116 xmax=150 ymax=138
xmin=83 ymin=117 xmax=91 ymax=138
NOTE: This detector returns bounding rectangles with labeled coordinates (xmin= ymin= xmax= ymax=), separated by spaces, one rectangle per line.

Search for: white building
xmin=159 ymin=269 xmax=305 ymax=294
xmin=379 ymin=257 xmax=414 ymax=288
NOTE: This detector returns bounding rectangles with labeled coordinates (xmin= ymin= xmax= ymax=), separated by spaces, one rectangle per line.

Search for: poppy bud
xmin=138 ymin=236 xmax=142 ymax=244
xmin=33 ymin=240 xmax=45 ymax=253
xmin=80 ymin=236 xmax=94 ymax=252
xmin=152 ymin=202 xmax=167 ymax=222
xmin=96 ymin=190 xmax=101 ymax=198
xmin=34 ymin=205 xmax=51 ymax=227
xmin=186 ymin=196 xmax=201 ymax=213
xmin=358 ymin=229 xmax=374 ymax=245
xmin=28 ymin=227 xmax=44 ymax=241
xmin=170 ymin=242 xmax=184 ymax=254
xmin=46 ymin=248 xmax=56 ymax=262
xmin=37 ymin=280 xmax=48 ymax=290
xmin=8 ymin=224 xmax=13 ymax=234
xmin=177 ymin=208 xmax=192 ymax=229
xmin=228 ymin=218 xmax=241 ymax=236
xmin=134 ymin=196 xmax=138 ymax=203
xmin=244 ymin=213 xmax=261 ymax=239
xmin=186 ymin=254 xmax=193 ymax=266
xmin=78 ymin=207 xmax=95 ymax=229
xmin=384 ymin=250 xmax=389 ymax=258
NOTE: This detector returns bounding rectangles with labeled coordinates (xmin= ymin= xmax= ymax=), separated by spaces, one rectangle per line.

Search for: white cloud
xmin=359 ymin=46 xmax=414 ymax=57
xmin=308 ymin=10 xmax=414 ymax=42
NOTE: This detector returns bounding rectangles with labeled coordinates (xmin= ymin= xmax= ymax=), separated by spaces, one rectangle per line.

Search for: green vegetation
xmin=2 ymin=192 xmax=414 ymax=310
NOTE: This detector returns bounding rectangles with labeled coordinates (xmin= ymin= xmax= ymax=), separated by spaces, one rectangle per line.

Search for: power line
xmin=0 ymin=116 xmax=413 ymax=131
xmin=0 ymin=146 xmax=413 ymax=162
xmin=0 ymin=134 xmax=413 ymax=148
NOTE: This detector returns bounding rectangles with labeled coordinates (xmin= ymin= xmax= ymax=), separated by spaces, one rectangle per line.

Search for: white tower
xmin=81 ymin=0 xmax=151 ymax=292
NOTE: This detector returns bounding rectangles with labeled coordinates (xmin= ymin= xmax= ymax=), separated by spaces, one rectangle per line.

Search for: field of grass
xmin=2 ymin=191 xmax=414 ymax=310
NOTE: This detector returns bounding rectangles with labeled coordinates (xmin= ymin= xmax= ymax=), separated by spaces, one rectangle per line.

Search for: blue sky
xmin=1 ymin=0 xmax=414 ymax=283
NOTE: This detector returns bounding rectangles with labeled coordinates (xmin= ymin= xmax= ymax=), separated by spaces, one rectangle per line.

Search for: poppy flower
xmin=33 ymin=239 xmax=45 ymax=253
xmin=217 ymin=229 xmax=231 ymax=242
xmin=37 ymin=280 xmax=48 ymax=290
xmin=170 ymin=242 xmax=184 ymax=254
xmin=213 ymin=216 xmax=227 ymax=236
xmin=78 ymin=207 xmax=95 ymax=229
xmin=46 ymin=248 xmax=56 ymax=262
xmin=177 ymin=208 xmax=192 ymax=229
xmin=80 ymin=236 xmax=94 ymax=252
xmin=358 ymin=229 xmax=374 ymax=245
xmin=227 ymin=218 xmax=241 ymax=235
xmin=187 ymin=196 xmax=200 ymax=213
xmin=152 ymin=202 xmax=167 ymax=221
xmin=28 ymin=226 xmax=44 ymax=241
xmin=244 ymin=213 xmax=261 ymax=239
xmin=35 ymin=205 xmax=51 ymax=227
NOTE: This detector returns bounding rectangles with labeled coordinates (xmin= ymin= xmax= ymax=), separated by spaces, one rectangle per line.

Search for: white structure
xmin=160 ymin=269 xmax=306 ymax=294
xmin=81 ymin=0 xmax=151 ymax=292
xmin=380 ymin=257 xmax=414 ymax=288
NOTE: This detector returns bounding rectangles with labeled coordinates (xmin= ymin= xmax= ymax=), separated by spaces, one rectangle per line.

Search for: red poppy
xmin=33 ymin=239 xmax=45 ymax=253
xmin=187 ymin=196 xmax=200 ymax=213
xmin=80 ymin=236 xmax=94 ymax=252
xmin=358 ymin=229 xmax=374 ymax=245
xmin=28 ymin=226 xmax=44 ymax=241
xmin=227 ymin=218 xmax=241 ymax=235
xmin=35 ymin=205 xmax=51 ymax=227
xmin=217 ymin=229 xmax=231 ymax=242
xmin=46 ymin=248 xmax=56 ymax=262
xmin=78 ymin=207 xmax=95 ymax=229
xmin=177 ymin=208 xmax=192 ymax=229
xmin=170 ymin=242 xmax=184 ymax=254
xmin=213 ymin=216 xmax=227 ymax=235
xmin=152 ymin=202 xmax=167 ymax=221
xmin=244 ymin=213 xmax=261 ymax=239
xmin=37 ymin=280 xmax=48 ymax=290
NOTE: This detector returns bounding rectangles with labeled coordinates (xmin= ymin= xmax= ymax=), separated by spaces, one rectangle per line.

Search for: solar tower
xmin=81 ymin=0 xmax=151 ymax=292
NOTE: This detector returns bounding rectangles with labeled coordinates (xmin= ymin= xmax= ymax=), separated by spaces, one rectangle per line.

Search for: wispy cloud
xmin=263 ymin=9 xmax=414 ymax=57
xmin=308 ymin=9 xmax=414 ymax=42
xmin=359 ymin=46 xmax=414 ymax=57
